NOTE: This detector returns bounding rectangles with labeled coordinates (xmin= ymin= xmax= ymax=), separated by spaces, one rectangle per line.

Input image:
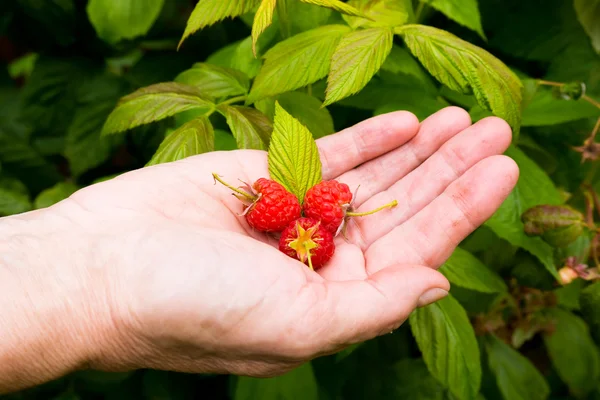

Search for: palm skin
xmin=46 ymin=107 xmax=518 ymax=377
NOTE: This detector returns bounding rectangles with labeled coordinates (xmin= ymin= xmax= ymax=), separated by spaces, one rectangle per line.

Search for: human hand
xmin=0 ymin=107 xmax=518 ymax=389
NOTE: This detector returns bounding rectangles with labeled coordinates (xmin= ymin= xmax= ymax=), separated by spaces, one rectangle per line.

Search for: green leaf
xmin=325 ymin=27 xmax=393 ymax=105
xmin=0 ymin=177 xmax=31 ymax=216
xmin=102 ymin=83 xmax=214 ymax=135
xmin=248 ymin=25 xmax=351 ymax=102
xmin=521 ymin=84 xmax=600 ymax=126
xmin=381 ymin=44 xmax=438 ymax=93
xmin=175 ymin=63 xmax=250 ymax=99
xmin=574 ymin=0 xmax=600 ymax=54
xmin=543 ymin=308 xmax=600 ymax=397
xmin=555 ymin=279 xmax=585 ymax=311
xmin=235 ymin=363 xmax=318 ymax=400
xmin=179 ymin=0 xmax=261 ymax=47
xmin=256 ymin=91 xmax=335 ymax=139
xmin=34 ymin=182 xmax=78 ymax=209
xmin=482 ymin=334 xmax=550 ymax=400
xmin=87 ymin=0 xmax=165 ymax=44
xmin=217 ymin=105 xmax=271 ymax=150
xmin=421 ymin=0 xmax=485 ymax=39
xmin=299 ymin=0 xmax=367 ymax=17
xmin=409 ymin=294 xmax=481 ymax=400
xmin=344 ymin=0 xmax=411 ymax=29
xmin=485 ymin=146 xmax=562 ymax=279
xmin=397 ymin=24 xmax=523 ymax=136
xmin=268 ymin=102 xmax=322 ymax=202
xmin=147 ymin=117 xmax=214 ymax=166
xmin=207 ymin=38 xmax=263 ymax=79
xmin=287 ymin=0 xmax=332 ymax=33
xmin=581 ymin=281 xmax=600 ymax=343
xmin=252 ymin=0 xmax=277 ymax=55
xmin=215 ymin=129 xmax=238 ymax=151
xmin=439 ymin=247 xmax=507 ymax=293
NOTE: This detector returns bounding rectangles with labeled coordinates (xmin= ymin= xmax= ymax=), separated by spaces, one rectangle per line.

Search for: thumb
xmin=315 ymin=265 xmax=449 ymax=346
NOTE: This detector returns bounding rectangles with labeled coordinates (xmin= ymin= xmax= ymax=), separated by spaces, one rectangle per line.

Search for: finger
xmin=351 ymin=117 xmax=513 ymax=248
xmin=317 ymin=111 xmax=420 ymax=180
xmin=336 ymin=106 xmax=472 ymax=204
xmin=365 ymin=155 xmax=519 ymax=273
xmin=307 ymin=265 xmax=449 ymax=349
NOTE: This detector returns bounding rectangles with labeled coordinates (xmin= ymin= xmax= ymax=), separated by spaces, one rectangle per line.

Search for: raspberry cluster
xmin=213 ymin=174 xmax=397 ymax=270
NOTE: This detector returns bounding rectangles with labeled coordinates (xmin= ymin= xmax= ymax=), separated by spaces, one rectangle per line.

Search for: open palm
xmin=66 ymin=107 xmax=518 ymax=376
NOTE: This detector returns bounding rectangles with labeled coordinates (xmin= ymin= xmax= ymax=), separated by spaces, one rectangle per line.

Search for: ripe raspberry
xmin=303 ymin=180 xmax=353 ymax=234
xmin=245 ymin=178 xmax=301 ymax=232
xmin=279 ymin=218 xmax=335 ymax=270
xmin=213 ymin=174 xmax=301 ymax=232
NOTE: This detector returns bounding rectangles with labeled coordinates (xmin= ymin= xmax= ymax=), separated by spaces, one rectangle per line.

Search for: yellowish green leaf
xmin=252 ymin=0 xmax=277 ymax=56
xmin=147 ymin=117 xmax=214 ymax=166
xmin=574 ymin=0 xmax=600 ymax=54
xmin=299 ymin=0 xmax=368 ymax=18
xmin=421 ymin=0 xmax=485 ymax=39
xmin=175 ymin=63 xmax=250 ymax=98
xmin=217 ymin=105 xmax=271 ymax=150
xmin=344 ymin=0 xmax=410 ymax=28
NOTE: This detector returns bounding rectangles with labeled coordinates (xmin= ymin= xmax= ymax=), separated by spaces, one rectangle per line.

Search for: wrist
xmin=0 ymin=208 xmax=132 ymax=393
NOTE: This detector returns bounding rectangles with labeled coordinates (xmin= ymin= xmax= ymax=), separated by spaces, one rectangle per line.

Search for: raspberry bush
xmin=1 ymin=0 xmax=600 ymax=399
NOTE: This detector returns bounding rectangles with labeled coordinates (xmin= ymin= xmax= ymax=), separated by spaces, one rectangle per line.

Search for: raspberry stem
xmin=346 ymin=200 xmax=398 ymax=217
xmin=212 ymin=173 xmax=257 ymax=201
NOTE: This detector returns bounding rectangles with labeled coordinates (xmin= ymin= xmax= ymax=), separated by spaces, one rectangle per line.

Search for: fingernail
xmin=417 ymin=288 xmax=448 ymax=307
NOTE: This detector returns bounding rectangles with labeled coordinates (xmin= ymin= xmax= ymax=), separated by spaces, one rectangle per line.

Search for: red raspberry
xmin=279 ymin=218 xmax=335 ymax=270
xmin=303 ymin=180 xmax=353 ymax=234
xmin=245 ymin=178 xmax=301 ymax=232
xmin=213 ymin=174 xmax=301 ymax=233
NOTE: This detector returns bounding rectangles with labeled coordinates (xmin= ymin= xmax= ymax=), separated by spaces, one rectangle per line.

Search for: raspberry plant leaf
xmin=542 ymin=308 xmax=600 ymax=397
xmin=255 ymin=91 xmax=335 ymax=139
xmin=217 ymin=105 xmax=272 ymax=150
xmin=299 ymin=0 xmax=369 ymax=18
xmin=439 ymin=247 xmax=507 ymax=293
xmin=146 ymin=117 xmax=214 ymax=166
xmin=396 ymin=24 xmax=523 ymax=136
xmin=485 ymin=146 xmax=562 ymax=279
xmin=581 ymin=281 xmax=600 ymax=343
xmin=482 ymin=334 xmax=550 ymax=400
xmin=175 ymin=63 xmax=250 ymax=99
xmin=0 ymin=177 xmax=32 ymax=217
xmin=520 ymin=86 xmax=600 ymax=126
xmin=33 ymin=182 xmax=78 ymax=210
xmin=179 ymin=0 xmax=261 ymax=48
xmin=324 ymin=27 xmax=394 ymax=105
xmin=207 ymin=38 xmax=263 ymax=79
xmin=102 ymin=83 xmax=214 ymax=136
xmin=268 ymin=102 xmax=322 ymax=203
xmin=251 ymin=0 xmax=277 ymax=56
xmin=343 ymin=0 xmax=410 ymax=29
xmin=409 ymin=294 xmax=481 ymax=400
xmin=248 ymin=25 xmax=351 ymax=103
xmin=87 ymin=0 xmax=165 ymax=44
xmin=574 ymin=0 xmax=600 ymax=54
xmin=420 ymin=0 xmax=485 ymax=40
xmin=235 ymin=362 xmax=318 ymax=400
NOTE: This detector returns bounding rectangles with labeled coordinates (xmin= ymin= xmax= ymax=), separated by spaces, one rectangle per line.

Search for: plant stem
xmin=212 ymin=173 xmax=256 ymax=201
xmin=346 ymin=200 xmax=398 ymax=217
xmin=219 ymin=95 xmax=247 ymax=106
xmin=414 ymin=2 xmax=426 ymax=23
xmin=583 ymin=95 xmax=600 ymax=109
xmin=536 ymin=80 xmax=563 ymax=87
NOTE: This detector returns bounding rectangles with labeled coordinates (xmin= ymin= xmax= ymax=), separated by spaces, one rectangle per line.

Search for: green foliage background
xmin=1 ymin=0 xmax=600 ymax=399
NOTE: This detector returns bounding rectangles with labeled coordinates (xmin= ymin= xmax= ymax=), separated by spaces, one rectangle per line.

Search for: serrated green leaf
xmin=268 ymin=103 xmax=322 ymax=202
xmin=581 ymin=281 xmax=600 ymax=343
xmin=543 ymin=308 xmax=600 ymax=397
xmin=483 ymin=334 xmax=550 ymax=400
xmin=485 ymin=146 xmax=562 ymax=279
xmin=218 ymin=105 xmax=271 ymax=149
xmin=287 ymin=0 xmax=332 ymax=33
xmin=102 ymin=83 xmax=214 ymax=135
xmin=422 ymin=0 xmax=485 ymax=39
xmin=397 ymin=24 xmax=523 ymax=136
xmin=344 ymin=0 xmax=410 ymax=29
xmin=248 ymin=25 xmax=351 ymax=102
xmin=439 ymin=247 xmax=507 ymax=293
xmin=235 ymin=363 xmax=318 ymax=400
xmin=147 ymin=117 xmax=214 ymax=166
xmin=0 ymin=177 xmax=31 ymax=216
xmin=299 ymin=0 xmax=367 ymax=17
xmin=252 ymin=0 xmax=277 ymax=55
xmin=381 ymin=44 xmax=437 ymax=93
xmin=574 ymin=0 xmax=600 ymax=54
xmin=409 ymin=294 xmax=481 ymax=400
xmin=325 ymin=27 xmax=393 ymax=105
xmin=34 ymin=182 xmax=78 ymax=209
xmin=175 ymin=63 xmax=250 ymax=99
xmin=179 ymin=0 xmax=261 ymax=47
xmin=87 ymin=0 xmax=165 ymax=44
xmin=207 ymin=38 xmax=263 ymax=79
xmin=256 ymin=91 xmax=335 ymax=139
xmin=521 ymin=85 xmax=600 ymax=126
